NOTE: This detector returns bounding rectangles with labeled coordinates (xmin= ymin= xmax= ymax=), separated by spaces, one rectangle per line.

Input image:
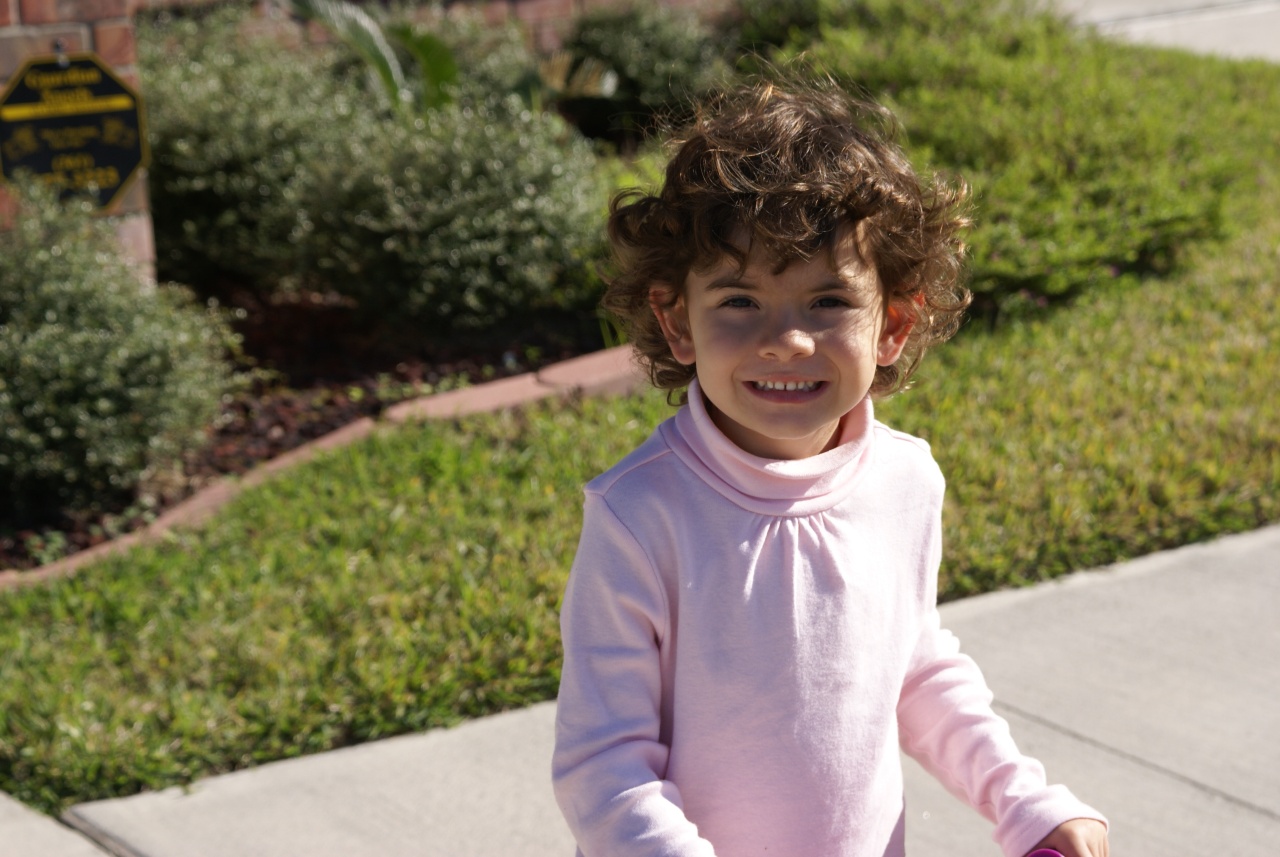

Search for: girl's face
xmin=652 ymin=227 xmax=913 ymax=460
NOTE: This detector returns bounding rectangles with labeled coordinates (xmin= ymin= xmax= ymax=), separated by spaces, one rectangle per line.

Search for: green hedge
xmin=558 ymin=3 xmax=727 ymax=145
xmin=291 ymin=94 xmax=605 ymax=336
xmin=426 ymin=7 xmax=537 ymax=102
xmin=140 ymin=8 xmax=606 ymax=342
xmin=0 ymin=181 xmax=237 ymax=527
xmin=724 ymin=0 xmax=824 ymax=50
xmin=140 ymin=8 xmax=356 ymax=294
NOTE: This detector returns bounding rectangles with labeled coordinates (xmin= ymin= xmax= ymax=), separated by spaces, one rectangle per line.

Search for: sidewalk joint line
xmin=59 ymin=807 xmax=146 ymax=857
xmin=994 ymin=701 xmax=1280 ymax=821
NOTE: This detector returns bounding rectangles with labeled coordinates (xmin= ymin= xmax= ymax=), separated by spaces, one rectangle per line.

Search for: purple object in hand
xmin=1026 ymin=851 xmax=1066 ymax=857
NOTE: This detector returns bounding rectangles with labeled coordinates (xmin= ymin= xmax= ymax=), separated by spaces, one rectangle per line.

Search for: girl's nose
xmin=759 ymin=319 xmax=816 ymax=360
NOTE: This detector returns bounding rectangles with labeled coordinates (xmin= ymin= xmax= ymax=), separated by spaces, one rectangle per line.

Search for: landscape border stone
xmin=0 ymin=345 xmax=645 ymax=591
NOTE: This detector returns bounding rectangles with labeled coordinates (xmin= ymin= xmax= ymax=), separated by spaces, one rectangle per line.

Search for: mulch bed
xmin=0 ymin=296 xmax=597 ymax=573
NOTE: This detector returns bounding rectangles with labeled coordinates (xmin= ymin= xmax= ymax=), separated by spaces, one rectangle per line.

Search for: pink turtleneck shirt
xmin=553 ymin=380 xmax=1104 ymax=857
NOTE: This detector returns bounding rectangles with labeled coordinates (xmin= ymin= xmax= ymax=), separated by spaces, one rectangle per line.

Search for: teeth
xmin=755 ymin=380 xmax=819 ymax=392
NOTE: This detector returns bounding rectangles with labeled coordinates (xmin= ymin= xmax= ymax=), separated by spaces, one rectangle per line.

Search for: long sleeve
xmin=897 ymin=522 xmax=1106 ymax=857
xmin=552 ymin=492 xmax=716 ymax=857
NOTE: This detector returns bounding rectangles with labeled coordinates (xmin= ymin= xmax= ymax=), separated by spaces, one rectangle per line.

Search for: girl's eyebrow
xmin=701 ymin=275 xmax=752 ymax=292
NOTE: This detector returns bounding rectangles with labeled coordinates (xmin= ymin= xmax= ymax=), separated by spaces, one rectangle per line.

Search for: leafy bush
xmin=423 ymin=7 xmax=538 ymax=103
xmin=294 ymin=94 xmax=607 ymax=337
xmin=0 ymin=181 xmax=237 ymax=527
xmin=140 ymin=8 xmax=607 ymax=343
xmin=140 ymin=7 xmax=360 ymax=295
xmin=559 ymin=4 xmax=727 ymax=145
xmin=724 ymin=0 xmax=824 ymax=50
xmin=791 ymin=0 xmax=1235 ymax=317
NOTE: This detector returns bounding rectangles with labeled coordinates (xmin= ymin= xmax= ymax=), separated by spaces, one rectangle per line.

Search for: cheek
xmin=692 ymin=312 xmax=752 ymax=350
xmin=823 ymin=331 xmax=883 ymax=373
xmin=840 ymin=312 xmax=887 ymax=348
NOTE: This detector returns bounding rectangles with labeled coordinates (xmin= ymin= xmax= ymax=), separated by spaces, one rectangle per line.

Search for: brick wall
xmin=0 ymin=0 xmax=152 ymax=275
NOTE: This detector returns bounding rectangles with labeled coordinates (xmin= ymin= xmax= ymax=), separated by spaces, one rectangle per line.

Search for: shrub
xmin=139 ymin=7 xmax=607 ymax=344
xmin=792 ymin=0 xmax=1235 ymax=317
xmin=0 ymin=180 xmax=238 ymax=527
xmin=139 ymin=7 xmax=362 ymax=296
xmin=559 ymin=4 xmax=727 ymax=146
xmin=293 ymin=94 xmax=607 ymax=338
xmin=724 ymin=0 xmax=824 ymax=50
xmin=422 ymin=7 xmax=538 ymax=103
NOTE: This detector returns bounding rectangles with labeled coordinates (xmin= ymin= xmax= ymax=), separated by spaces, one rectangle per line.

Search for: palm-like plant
xmin=285 ymin=0 xmax=458 ymax=116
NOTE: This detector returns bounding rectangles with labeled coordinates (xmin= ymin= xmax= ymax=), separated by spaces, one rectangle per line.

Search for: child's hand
xmin=1025 ymin=817 xmax=1109 ymax=857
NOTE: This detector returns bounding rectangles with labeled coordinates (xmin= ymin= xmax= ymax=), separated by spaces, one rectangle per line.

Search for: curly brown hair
xmin=602 ymin=77 xmax=972 ymax=400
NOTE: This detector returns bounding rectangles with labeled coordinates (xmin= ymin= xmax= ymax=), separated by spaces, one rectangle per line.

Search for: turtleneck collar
xmin=660 ymin=377 xmax=876 ymax=516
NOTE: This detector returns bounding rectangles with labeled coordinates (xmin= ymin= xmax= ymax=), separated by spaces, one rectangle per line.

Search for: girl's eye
xmin=813 ymin=296 xmax=850 ymax=309
xmin=720 ymin=296 xmax=755 ymax=309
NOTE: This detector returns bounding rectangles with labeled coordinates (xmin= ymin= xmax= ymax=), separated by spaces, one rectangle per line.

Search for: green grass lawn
xmin=4 ymin=21 xmax=1280 ymax=819
xmin=879 ymin=200 xmax=1280 ymax=595
xmin=3 ymin=199 xmax=1275 ymax=814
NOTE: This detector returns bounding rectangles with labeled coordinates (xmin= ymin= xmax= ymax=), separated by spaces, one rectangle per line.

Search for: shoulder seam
xmin=585 ymin=491 xmax=672 ymax=645
xmin=586 ymin=433 xmax=675 ymax=497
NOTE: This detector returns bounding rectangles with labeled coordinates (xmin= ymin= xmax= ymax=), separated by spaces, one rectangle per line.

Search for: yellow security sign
xmin=0 ymin=53 xmax=149 ymax=210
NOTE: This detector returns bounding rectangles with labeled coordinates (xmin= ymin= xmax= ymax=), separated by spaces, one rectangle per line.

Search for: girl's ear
xmin=877 ymin=297 xmax=918 ymax=367
xmin=650 ymin=286 xmax=696 ymax=366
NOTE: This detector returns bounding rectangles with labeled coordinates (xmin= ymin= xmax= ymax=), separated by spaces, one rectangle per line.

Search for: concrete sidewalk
xmin=1059 ymin=0 xmax=1280 ymax=61
xmin=23 ymin=524 xmax=1277 ymax=857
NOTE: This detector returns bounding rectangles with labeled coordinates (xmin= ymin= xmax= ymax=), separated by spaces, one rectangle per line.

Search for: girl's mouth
xmin=752 ymin=380 xmax=822 ymax=393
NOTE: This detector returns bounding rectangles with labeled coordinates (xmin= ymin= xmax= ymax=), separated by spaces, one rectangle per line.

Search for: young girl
xmin=551 ymin=79 xmax=1109 ymax=857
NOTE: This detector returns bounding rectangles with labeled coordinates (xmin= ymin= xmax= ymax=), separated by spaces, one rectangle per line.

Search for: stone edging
xmin=0 ymin=346 xmax=644 ymax=592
